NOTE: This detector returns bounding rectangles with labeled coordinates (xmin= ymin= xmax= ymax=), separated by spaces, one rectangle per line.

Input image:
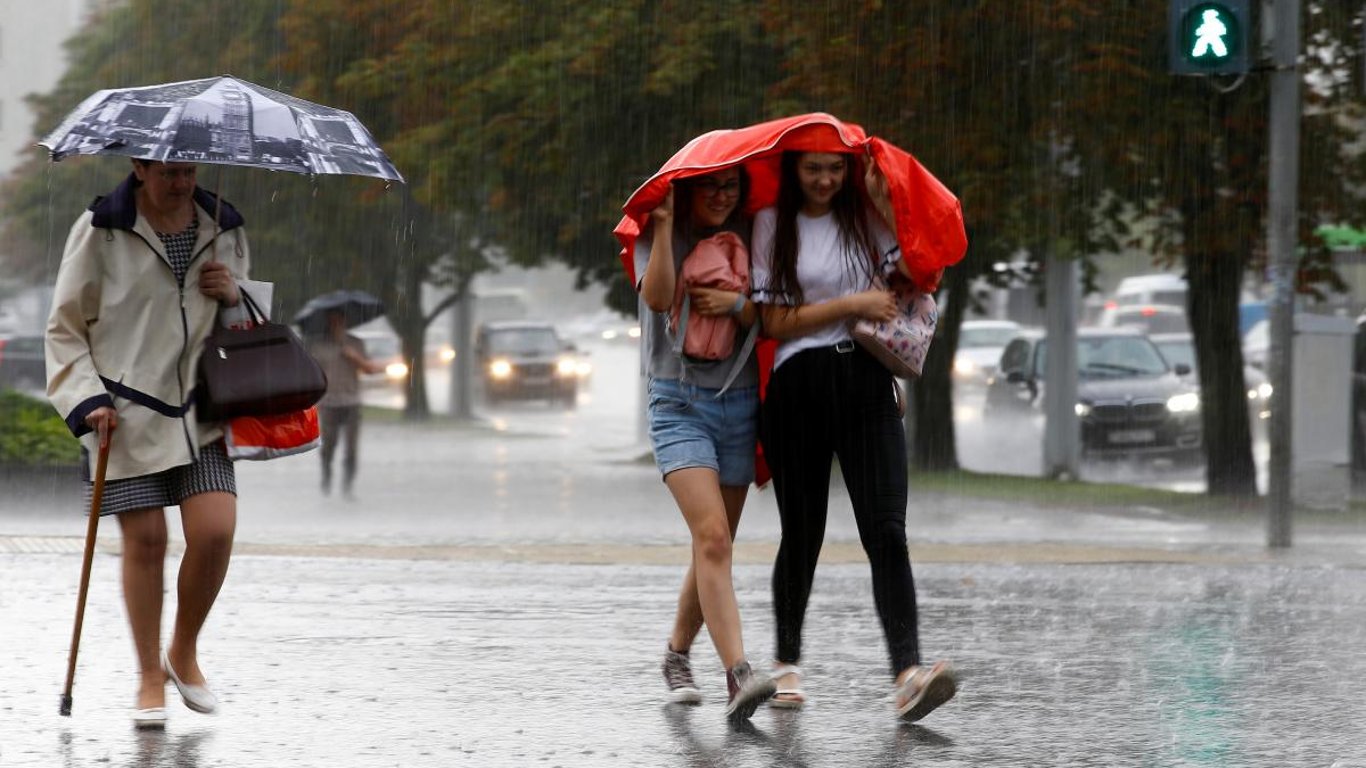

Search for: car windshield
xmin=959 ymin=326 xmax=1019 ymax=348
xmin=487 ymin=329 xmax=561 ymax=355
xmin=1114 ymin=308 xmax=1191 ymax=333
xmin=1035 ymin=337 xmax=1170 ymax=378
xmin=1153 ymin=340 xmax=1196 ymax=371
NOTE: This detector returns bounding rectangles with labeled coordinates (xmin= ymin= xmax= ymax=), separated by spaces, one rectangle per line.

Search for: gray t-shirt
xmin=634 ymin=223 xmax=758 ymax=389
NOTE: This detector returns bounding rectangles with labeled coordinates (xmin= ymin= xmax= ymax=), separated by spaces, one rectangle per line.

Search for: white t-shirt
xmin=750 ymin=206 xmax=899 ymax=370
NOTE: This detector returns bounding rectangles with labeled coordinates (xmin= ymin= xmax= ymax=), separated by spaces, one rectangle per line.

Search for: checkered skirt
xmin=83 ymin=440 xmax=236 ymax=516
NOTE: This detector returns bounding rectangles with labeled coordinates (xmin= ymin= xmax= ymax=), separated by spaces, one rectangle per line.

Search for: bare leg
xmin=117 ymin=507 xmax=169 ymax=709
xmin=664 ymin=468 xmax=749 ymax=667
xmin=668 ymin=483 xmax=748 ymax=653
xmin=165 ymin=491 xmax=236 ymax=685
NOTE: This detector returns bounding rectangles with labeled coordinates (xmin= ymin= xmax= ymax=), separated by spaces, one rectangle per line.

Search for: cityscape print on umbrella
xmin=40 ymin=76 xmax=402 ymax=182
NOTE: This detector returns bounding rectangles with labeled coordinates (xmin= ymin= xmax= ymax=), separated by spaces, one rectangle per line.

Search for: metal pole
xmin=1043 ymin=253 xmax=1080 ymax=479
xmin=1266 ymin=0 xmax=1301 ymax=548
xmin=451 ymin=280 xmax=474 ymax=419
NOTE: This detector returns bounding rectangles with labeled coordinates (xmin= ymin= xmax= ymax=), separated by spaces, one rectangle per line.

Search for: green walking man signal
xmin=1169 ymin=0 xmax=1250 ymax=75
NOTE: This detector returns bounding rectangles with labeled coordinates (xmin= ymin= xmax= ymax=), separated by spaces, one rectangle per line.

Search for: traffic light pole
xmin=1265 ymin=0 xmax=1301 ymax=548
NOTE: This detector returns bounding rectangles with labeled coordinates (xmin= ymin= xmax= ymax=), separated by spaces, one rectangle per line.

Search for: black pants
xmin=319 ymin=405 xmax=361 ymax=492
xmin=760 ymin=343 xmax=920 ymax=676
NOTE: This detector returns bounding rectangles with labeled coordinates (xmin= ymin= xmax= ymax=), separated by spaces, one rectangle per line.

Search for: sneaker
xmin=895 ymin=660 xmax=957 ymax=722
xmin=662 ymin=647 xmax=702 ymax=705
xmin=725 ymin=660 xmax=776 ymax=722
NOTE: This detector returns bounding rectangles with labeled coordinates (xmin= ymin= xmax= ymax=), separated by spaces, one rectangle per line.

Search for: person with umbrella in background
xmin=296 ymin=291 xmax=387 ymax=499
xmin=45 ymin=159 xmax=249 ymax=729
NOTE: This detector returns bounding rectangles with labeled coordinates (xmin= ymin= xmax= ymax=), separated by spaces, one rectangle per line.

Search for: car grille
xmin=517 ymin=363 xmax=554 ymax=377
xmin=1090 ymin=399 xmax=1168 ymax=424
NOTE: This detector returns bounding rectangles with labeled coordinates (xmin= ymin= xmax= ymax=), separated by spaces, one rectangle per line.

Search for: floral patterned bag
xmin=850 ymin=280 xmax=938 ymax=379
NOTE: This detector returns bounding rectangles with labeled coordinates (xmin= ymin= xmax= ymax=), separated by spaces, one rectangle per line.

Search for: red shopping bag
xmin=224 ymin=406 xmax=320 ymax=461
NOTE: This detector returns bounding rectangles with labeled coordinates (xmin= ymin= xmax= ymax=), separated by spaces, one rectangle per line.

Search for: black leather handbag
xmin=196 ymin=290 xmax=327 ymax=421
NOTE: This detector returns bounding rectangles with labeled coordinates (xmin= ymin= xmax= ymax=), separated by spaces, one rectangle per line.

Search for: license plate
xmin=522 ymin=376 xmax=551 ymax=386
xmin=1108 ymin=429 xmax=1156 ymax=445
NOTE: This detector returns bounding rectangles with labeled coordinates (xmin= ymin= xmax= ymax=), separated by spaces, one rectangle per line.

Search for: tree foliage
xmin=3 ymin=1 xmax=1363 ymax=489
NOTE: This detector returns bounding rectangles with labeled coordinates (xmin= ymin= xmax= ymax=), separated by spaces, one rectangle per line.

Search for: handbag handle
xmin=236 ymin=286 xmax=268 ymax=327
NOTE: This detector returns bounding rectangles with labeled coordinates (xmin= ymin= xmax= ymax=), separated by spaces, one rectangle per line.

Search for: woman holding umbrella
xmin=46 ymin=159 xmax=250 ymax=728
xmin=751 ymin=143 xmax=957 ymax=721
xmin=633 ymin=165 xmax=776 ymax=722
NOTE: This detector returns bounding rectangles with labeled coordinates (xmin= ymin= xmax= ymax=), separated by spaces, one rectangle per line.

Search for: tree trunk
xmin=396 ymin=259 xmax=431 ymax=422
xmin=910 ymin=265 xmax=968 ymax=471
xmin=1186 ymin=246 xmax=1257 ymax=497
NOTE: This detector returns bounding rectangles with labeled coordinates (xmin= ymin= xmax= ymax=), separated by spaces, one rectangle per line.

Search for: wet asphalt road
xmin=5 ymin=557 xmax=1366 ymax=767
xmin=4 ymin=338 xmax=1366 ymax=766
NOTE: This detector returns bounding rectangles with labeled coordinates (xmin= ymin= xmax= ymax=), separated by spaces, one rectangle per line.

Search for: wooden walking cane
xmin=59 ymin=429 xmax=111 ymax=716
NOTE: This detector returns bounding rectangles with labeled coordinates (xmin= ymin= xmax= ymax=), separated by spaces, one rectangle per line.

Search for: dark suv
xmin=0 ymin=335 xmax=47 ymax=395
xmin=985 ymin=328 xmax=1202 ymax=461
xmin=475 ymin=322 xmax=579 ymax=408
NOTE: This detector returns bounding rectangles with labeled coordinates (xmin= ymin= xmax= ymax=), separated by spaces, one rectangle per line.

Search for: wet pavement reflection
xmin=5 ymin=557 xmax=1366 ymax=767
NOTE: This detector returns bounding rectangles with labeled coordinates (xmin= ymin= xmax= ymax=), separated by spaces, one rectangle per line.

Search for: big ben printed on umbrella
xmin=39 ymin=75 xmax=403 ymax=183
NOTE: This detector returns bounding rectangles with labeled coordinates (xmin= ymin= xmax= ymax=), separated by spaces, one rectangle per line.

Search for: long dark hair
xmin=769 ymin=151 xmax=879 ymax=307
xmin=670 ymin=166 xmax=751 ymax=248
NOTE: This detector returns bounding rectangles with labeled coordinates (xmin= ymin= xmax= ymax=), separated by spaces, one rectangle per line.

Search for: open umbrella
xmin=293 ymin=290 xmax=386 ymax=335
xmin=613 ymin=113 xmax=966 ymax=293
xmin=39 ymin=74 xmax=403 ymax=183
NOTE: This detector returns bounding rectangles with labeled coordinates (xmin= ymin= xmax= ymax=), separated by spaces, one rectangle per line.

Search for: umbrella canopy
xmin=293 ymin=290 xmax=386 ymax=335
xmin=39 ymin=75 xmax=403 ymax=183
xmin=613 ymin=113 xmax=965 ymax=293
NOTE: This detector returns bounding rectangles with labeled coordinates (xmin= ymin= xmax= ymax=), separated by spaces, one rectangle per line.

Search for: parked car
xmin=475 ymin=321 xmax=581 ymax=408
xmin=349 ymin=328 xmax=410 ymax=390
xmin=1149 ymin=332 xmax=1271 ymax=427
xmin=0 ymin=334 xmax=46 ymax=395
xmin=953 ymin=320 xmax=1021 ymax=388
xmin=984 ymin=327 xmax=1202 ymax=461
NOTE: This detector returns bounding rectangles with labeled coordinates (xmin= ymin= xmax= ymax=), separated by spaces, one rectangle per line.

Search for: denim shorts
xmin=647 ymin=377 xmax=758 ymax=487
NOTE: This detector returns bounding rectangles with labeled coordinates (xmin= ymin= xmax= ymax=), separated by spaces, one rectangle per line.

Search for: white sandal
xmin=895 ymin=660 xmax=957 ymax=722
xmin=768 ymin=663 xmax=807 ymax=709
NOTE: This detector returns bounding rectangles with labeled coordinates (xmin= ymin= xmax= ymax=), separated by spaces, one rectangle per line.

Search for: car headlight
xmin=1074 ymin=402 xmax=1092 ymax=418
xmin=1257 ymin=382 xmax=1272 ymax=400
xmin=953 ymin=358 xmax=978 ymax=377
xmin=574 ymin=360 xmax=593 ymax=378
xmin=556 ymin=357 xmax=578 ymax=376
xmin=489 ymin=359 xmax=513 ymax=379
xmin=1167 ymin=392 xmax=1200 ymax=413
xmin=439 ymin=345 xmax=456 ymax=364
xmin=385 ymin=361 xmax=409 ymax=380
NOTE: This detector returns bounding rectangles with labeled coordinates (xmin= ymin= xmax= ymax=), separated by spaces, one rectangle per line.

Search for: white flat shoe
xmin=131 ymin=707 xmax=167 ymax=729
xmin=163 ymin=652 xmax=219 ymax=714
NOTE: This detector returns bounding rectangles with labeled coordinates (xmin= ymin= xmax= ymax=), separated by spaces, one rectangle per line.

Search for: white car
xmin=954 ymin=320 xmax=1022 ymax=387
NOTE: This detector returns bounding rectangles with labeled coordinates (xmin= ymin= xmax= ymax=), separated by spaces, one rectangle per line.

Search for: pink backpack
xmin=670 ymin=231 xmax=750 ymax=361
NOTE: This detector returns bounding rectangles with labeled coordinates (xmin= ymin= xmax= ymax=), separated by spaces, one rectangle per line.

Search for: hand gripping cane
xmin=59 ymin=431 xmax=111 ymax=716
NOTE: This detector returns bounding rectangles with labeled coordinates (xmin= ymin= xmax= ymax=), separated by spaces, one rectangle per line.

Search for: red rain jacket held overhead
xmin=614 ymin=113 xmax=968 ymax=294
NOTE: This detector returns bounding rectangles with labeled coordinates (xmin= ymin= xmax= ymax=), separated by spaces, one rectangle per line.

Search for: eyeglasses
xmin=696 ymin=178 xmax=741 ymax=199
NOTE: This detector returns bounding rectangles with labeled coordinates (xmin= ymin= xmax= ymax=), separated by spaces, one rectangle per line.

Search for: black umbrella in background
xmin=293 ymin=290 xmax=385 ymax=335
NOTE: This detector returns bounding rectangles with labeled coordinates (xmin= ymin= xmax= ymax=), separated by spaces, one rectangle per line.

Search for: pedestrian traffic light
xmin=1169 ymin=0 xmax=1250 ymax=76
